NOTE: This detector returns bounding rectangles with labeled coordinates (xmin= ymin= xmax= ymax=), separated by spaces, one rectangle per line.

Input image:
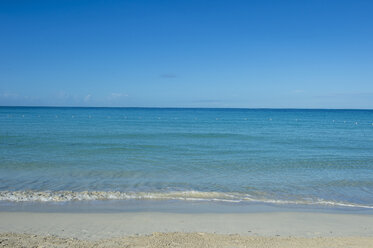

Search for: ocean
xmin=1 ymin=107 xmax=373 ymax=209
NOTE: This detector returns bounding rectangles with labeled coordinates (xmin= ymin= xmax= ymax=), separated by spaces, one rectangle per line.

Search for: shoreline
xmin=1 ymin=211 xmax=373 ymax=239
xmin=2 ymin=198 xmax=373 ymax=215
xmin=1 ymin=191 xmax=373 ymax=247
xmin=2 ymin=190 xmax=372 ymax=210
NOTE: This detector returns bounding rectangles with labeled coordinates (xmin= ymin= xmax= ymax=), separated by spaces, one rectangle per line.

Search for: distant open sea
xmin=1 ymin=107 xmax=373 ymax=209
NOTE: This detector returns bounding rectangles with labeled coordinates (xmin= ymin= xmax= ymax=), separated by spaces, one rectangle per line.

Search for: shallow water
xmin=1 ymin=107 xmax=373 ymax=209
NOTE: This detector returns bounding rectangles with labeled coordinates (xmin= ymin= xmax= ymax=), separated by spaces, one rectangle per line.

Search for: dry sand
xmin=2 ymin=232 xmax=373 ymax=248
xmin=1 ymin=211 xmax=373 ymax=247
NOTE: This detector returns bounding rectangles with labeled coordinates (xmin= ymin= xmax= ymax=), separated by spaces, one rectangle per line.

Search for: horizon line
xmin=1 ymin=105 xmax=373 ymax=111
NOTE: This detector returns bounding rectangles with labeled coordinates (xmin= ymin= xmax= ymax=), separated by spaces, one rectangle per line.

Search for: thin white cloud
xmin=109 ymin=93 xmax=128 ymax=100
xmin=57 ymin=91 xmax=70 ymax=99
xmin=84 ymin=94 xmax=92 ymax=102
xmin=0 ymin=92 xmax=19 ymax=99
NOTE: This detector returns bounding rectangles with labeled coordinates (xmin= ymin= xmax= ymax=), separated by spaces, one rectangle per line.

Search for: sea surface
xmin=1 ymin=107 xmax=373 ymax=209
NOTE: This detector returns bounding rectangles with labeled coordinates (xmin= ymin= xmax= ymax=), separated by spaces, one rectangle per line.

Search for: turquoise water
xmin=1 ymin=107 xmax=373 ymax=208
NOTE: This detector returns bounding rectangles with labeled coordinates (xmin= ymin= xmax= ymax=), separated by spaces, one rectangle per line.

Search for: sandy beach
xmin=1 ymin=211 xmax=373 ymax=247
xmin=2 ymin=232 xmax=373 ymax=248
xmin=2 ymin=0 xmax=373 ymax=246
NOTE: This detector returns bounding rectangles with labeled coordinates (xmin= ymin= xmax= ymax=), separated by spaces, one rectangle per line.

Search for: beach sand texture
xmin=1 ymin=232 xmax=373 ymax=248
xmin=1 ymin=211 xmax=373 ymax=247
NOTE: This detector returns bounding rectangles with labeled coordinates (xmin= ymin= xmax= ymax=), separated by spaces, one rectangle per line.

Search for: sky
xmin=1 ymin=0 xmax=373 ymax=108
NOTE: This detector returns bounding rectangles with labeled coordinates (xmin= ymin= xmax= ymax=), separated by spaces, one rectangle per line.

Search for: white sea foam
xmin=1 ymin=190 xmax=373 ymax=209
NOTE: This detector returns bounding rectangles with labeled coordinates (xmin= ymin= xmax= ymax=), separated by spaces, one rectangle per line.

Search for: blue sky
xmin=1 ymin=0 xmax=373 ymax=108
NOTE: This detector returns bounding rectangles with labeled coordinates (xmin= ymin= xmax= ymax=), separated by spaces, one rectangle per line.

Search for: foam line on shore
xmin=1 ymin=190 xmax=373 ymax=209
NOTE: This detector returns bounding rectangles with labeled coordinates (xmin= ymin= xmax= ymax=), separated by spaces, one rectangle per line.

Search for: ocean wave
xmin=0 ymin=190 xmax=372 ymax=209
